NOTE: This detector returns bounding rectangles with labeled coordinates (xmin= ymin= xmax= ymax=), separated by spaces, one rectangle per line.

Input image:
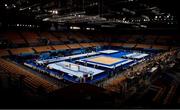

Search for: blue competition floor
xmin=105 ymin=51 xmax=130 ymax=58
xmin=21 ymin=50 xmax=150 ymax=84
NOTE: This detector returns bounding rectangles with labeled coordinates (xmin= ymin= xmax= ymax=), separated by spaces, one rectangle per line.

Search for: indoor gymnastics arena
xmin=0 ymin=0 xmax=180 ymax=109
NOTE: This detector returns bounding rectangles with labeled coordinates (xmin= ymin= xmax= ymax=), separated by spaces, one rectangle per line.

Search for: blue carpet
xmin=107 ymin=51 xmax=130 ymax=58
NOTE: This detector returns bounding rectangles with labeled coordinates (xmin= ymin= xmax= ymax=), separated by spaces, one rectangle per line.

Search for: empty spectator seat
xmin=52 ymin=44 xmax=70 ymax=51
xmin=21 ymin=32 xmax=40 ymax=46
xmin=0 ymin=49 xmax=9 ymax=57
xmin=33 ymin=46 xmax=54 ymax=53
xmin=10 ymin=47 xmax=34 ymax=55
xmin=40 ymin=32 xmax=60 ymax=43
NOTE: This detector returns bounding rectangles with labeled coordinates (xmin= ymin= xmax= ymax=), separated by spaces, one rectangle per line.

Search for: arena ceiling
xmin=0 ymin=0 xmax=179 ymax=30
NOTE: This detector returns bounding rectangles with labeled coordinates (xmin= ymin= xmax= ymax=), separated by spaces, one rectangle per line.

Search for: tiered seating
xmin=127 ymin=35 xmax=136 ymax=43
xmin=150 ymin=85 xmax=164 ymax=103
xmin=75 ymin=36 xmax=84 ymax=42
xmin=171 ymin=46 xmax=180 ymax=50
xmin=67 ymin=32 xmax=92 ymax=43
xmin=152 ymin=83 xmax=166 ymax=103
xmin=128 ymin=35 xmax=144 ymax=43
xmin=122 ymin=43 xmax=136 ymax=48
xmin=93 ymin=42 xmax=101 ymax=47
xmin=79 ymin=43 xmax=92 ymax=48
xmin=39 ymin=32 xmax=59 ymax=43
xmin=144 ymin=35 xmax=157 ymax=44
xmin=0 ymin=49 xmax=9 ymax=57
xmin=52 ymin=32 xmax=70 ymax=43
xmin=0 ymin=59 xmax=59 ymax=92
xmin=0 ymin=32 xmax=26 ymax=44
xmin=52 ymin=45 xmax=70 ymax=50
xmin=172 ymin=35 xmax=180 ymax=46
xmin=67 ymin=44 xmax=81 ymax=49
xmin=99 ymin=42 xmax=109 ymax=46
xmin=67 ymin=33 xmax=79 ymax=41
xmin=163 ymin=85 xmax=177 ymax=104
xmin=75 ymin=33 xmax=90 ymax=42
xmin=98 ymin=42 xmax=109 ymax=46
xmin=152 ymin=45 xmax=169 ymax=50
xmin=104 ymin=76 xmax=127 ymax=92
xmin=21 ymin=32 xmax=40 ymax=45
xmin=33 ymin=46 xmax=54 ymax=53
xmin=89 ymin=34 xmax=105 ymax=42
xmin=10 ymin=47 xmax=34 ymax=55
xmin=156 ymin=36 xmax=173 ymax=44
xmin=89 ymin=42 xmax=100 ymax=47
xmin=110 ymin=43 xmax=123 ymax=47
xmin=117 ymin=35 xmax=130 ymax=42
xmin=135 ymin=44 xmax=151 ymax=49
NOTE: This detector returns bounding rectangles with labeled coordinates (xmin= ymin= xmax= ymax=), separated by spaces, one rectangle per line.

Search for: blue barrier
xmin=86 ymin=73 xmax=108 ymax=84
